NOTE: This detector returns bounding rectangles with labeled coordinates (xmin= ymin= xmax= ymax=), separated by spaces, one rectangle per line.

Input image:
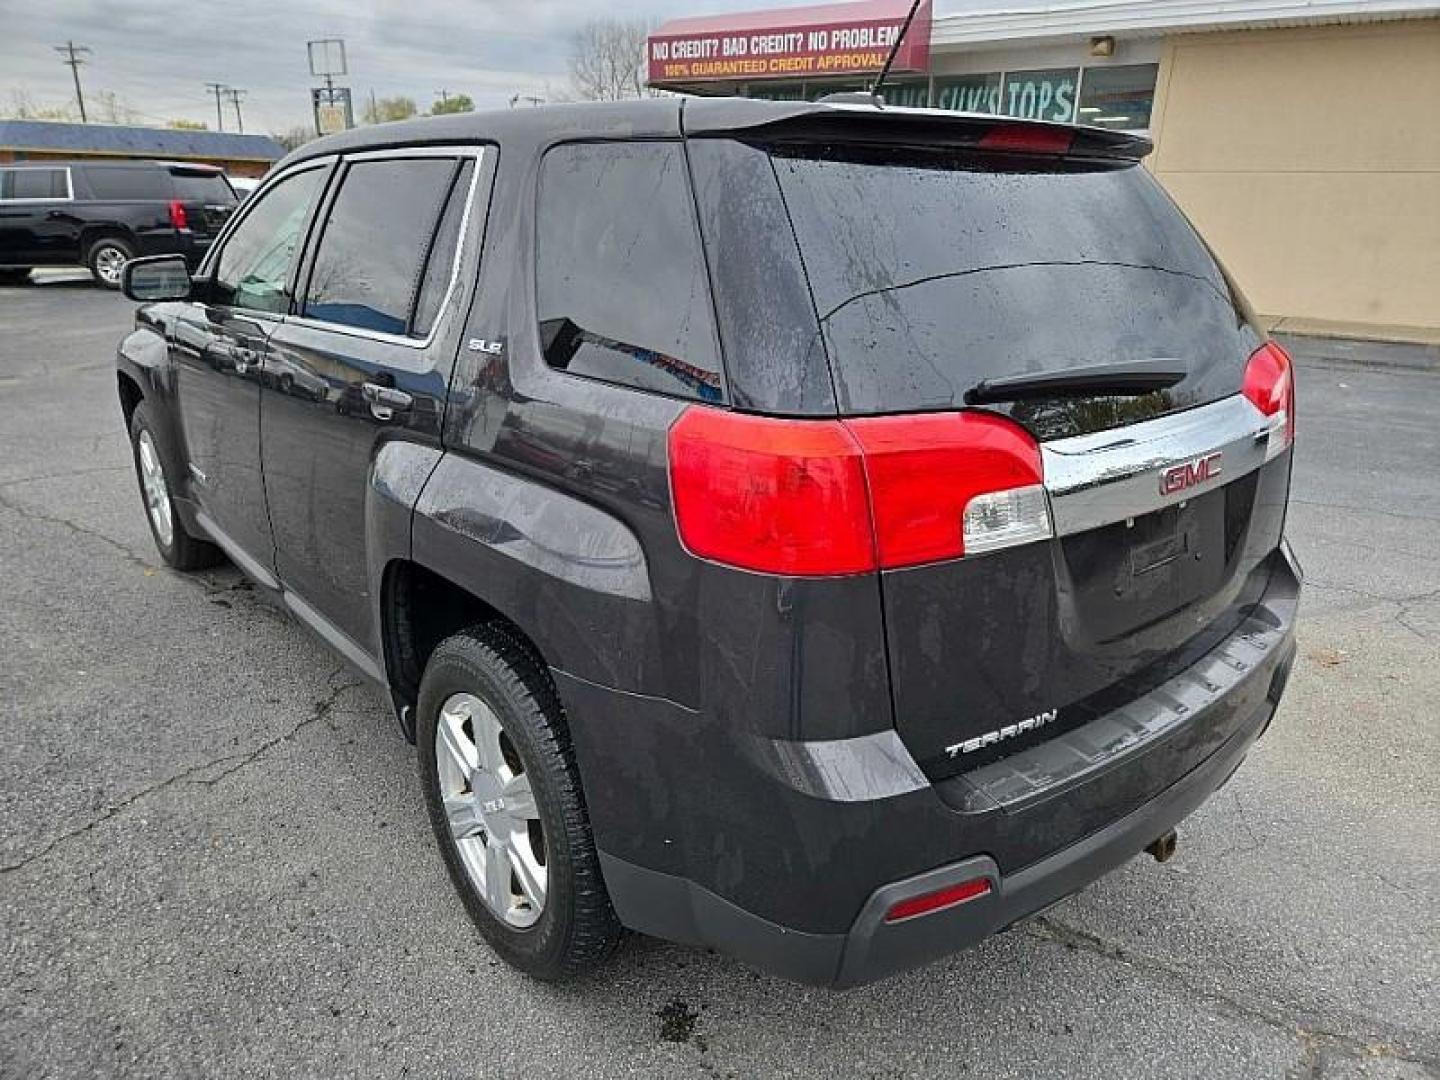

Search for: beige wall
xmin=1148 ymin=18 xmax=1440 ymax=341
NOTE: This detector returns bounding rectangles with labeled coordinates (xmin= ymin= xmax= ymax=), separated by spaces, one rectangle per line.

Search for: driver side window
xmin=212 ymin=167 xmax=327 ymax=313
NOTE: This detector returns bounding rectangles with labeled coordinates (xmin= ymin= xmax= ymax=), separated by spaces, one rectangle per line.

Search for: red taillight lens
xmin=667 ymin=409 xmax=874 ymax=576
xmin=1242 ymin=341 xmax=1295 ymax=455
xmin=667 ymin=408 xmax=1050 ymax=576
xmin=978 ymin=124 xmax=1074 ymax=154
xmin=168 ymin=200 xmax=188 ymax=230
xmin=846 ymin=412 xmax=1046 ymax=568
xmin=884 ymin=877 xmax=993 ymax=923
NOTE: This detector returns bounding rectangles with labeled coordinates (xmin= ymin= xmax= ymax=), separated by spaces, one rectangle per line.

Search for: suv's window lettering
xmin=535 ymin=141 xmax=723 ymax=403
xmin=770 ymin=145 xmax=1254 ymax=428
xmin=411 ymin=158 xmax=475 ymax=338
xmin=169 ymin=169 xmax=238 ymax=205
xmin=1 ymin=168 xmax=68 ymax=200
xmin=86 ymin=167 xmax=167 ymax=201
xmin=302 ymin=157 xmax=458 ymax=337
xmin=213 ymin=167 xmax=327 ymax=314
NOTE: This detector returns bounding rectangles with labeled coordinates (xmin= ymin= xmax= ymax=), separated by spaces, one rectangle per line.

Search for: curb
xmin=1274 ymin=332 xmax=1440 ymax=374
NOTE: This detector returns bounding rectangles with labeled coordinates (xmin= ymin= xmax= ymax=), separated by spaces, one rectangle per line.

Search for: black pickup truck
xmin=0 ymin=159 xmax=236 ymax=287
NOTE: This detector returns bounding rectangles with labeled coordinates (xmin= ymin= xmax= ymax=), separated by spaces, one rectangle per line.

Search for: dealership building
xmin=648 ymin=0 xmax=1440 ymax=343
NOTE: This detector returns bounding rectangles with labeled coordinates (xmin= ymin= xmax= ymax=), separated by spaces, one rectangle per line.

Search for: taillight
xmin=1243 ymin=341 xmax=1295 ymax=458
xmin=667 ymin=408 xmax=1052 ymax=577
xmin=168 ymin=200 xmax=188 ymax=230
xmin=845 ymin=412 xmax=1049 ymax=567
xmin=667 ymin=409 xmax=874 ymax=576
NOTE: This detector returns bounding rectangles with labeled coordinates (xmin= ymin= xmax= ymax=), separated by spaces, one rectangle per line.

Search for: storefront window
xmin=1077 ymin=63 xmax=1159 ymax=130
xmin=934 ymin=73 xmax=1002 ymax=114
xmin=746 ymin=83 xmax=806 ymax=101
xmin=882 ymin=80 xmax=931 ymax=109
xmin=1000 ymin=68 xmax=1079 ymax=123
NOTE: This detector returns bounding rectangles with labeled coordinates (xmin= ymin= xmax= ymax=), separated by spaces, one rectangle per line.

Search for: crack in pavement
xmin=0 ymin=668 xmax=358 ymax=876
xmin=1025 ymin=916 xmax=1440 ymax=1072
xmin=0 ymin=487 xmax=159 ymax=572
xmin=0 ymin=465 xmax=131 ymax=490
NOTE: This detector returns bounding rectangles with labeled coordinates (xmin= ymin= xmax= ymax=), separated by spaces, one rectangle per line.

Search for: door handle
xmin=361 ymin=382 xmax=412 ymax=421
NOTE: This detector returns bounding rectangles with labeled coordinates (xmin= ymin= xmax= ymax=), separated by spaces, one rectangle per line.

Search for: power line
xmin=203 ymin=82 xmax=228 ymax=131
xmin=53 ymin=41 xmax=92 ymax=123
xmin=223 ymin=87 xmax=247 ymax=134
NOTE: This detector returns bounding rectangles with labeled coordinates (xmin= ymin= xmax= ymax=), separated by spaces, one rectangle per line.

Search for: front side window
xmin=1 ymin=168 xmax=69 ymax=200
xmin=302 ymin=156 xmax=462 ymax=337
xmin=536 ymin=141 xmax=723 ymax=403
xmin=213 ymin=167 xmax=327 ymax=313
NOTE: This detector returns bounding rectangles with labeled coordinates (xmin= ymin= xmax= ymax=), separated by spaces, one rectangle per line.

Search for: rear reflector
xmin=1242 ymin=341 xmax=1295 ymax=459
xmin=168 ymin=199 xmax=188 ymax=230
xmin=978 ymin=125 xmax=1074 ymax=155
xmin=667 ymin=407 xmax=1050 ymax=576
xmin=884 ymin=877 xmax=993 ymax=923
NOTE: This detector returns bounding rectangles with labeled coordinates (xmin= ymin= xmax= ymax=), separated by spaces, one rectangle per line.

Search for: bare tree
xmin=568 ymin=18 xmax=658 ymax=101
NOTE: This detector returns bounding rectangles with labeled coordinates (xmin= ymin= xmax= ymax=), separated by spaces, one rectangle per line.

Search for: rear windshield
xmin=769 ymin=145 xmax=1259 ymax=428
xmin=169 ymin=169 xmax=237 ymax=205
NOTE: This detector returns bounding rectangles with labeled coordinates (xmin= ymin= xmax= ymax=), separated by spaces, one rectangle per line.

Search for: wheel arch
xmin=381 ymin=558 xmax=553 ymax=743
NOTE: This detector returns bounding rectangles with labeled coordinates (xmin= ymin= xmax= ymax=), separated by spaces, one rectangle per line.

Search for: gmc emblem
xmin=1160 ymin=451 xmax=1223 ymax=496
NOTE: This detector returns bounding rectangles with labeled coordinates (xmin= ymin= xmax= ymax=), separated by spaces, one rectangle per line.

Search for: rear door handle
xmin=361 ymin=382 xmax=412 ymax=421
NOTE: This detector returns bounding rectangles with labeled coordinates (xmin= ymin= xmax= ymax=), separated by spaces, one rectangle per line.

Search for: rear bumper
xmin=563 ymin=543 xmax=1300 ymax=987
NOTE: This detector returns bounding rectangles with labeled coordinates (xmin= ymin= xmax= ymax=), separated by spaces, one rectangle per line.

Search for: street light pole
xmin=54 ymin=41 xmax=92 ymax=123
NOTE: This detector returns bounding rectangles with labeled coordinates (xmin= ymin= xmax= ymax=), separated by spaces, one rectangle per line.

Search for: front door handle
xmin=361 ymin=382 xmax=412 ymax=421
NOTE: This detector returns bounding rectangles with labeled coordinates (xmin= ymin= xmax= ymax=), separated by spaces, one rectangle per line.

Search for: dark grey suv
xmin=114 ymin=98 xmax=1299 ymax=986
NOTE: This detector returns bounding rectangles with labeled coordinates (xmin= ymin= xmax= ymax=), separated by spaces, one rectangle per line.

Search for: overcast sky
xmin=1 ymin=0 xmax=902 ymax=136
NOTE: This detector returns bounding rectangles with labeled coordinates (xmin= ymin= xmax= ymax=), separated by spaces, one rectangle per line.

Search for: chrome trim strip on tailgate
xmin=1042 ymin=393 xmax=1275 ymax=537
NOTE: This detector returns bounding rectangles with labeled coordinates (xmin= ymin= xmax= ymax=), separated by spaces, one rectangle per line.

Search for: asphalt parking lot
xmin=1 ymin=272 xmax=1436 ymax=1079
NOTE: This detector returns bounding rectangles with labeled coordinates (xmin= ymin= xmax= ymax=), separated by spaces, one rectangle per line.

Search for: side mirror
xmin=122 ymin=254 xmax=193 ymax=302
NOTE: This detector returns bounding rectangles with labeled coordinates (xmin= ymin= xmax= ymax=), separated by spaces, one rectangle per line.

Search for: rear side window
xmin=536 ymin=141 xmax=723 ymax=403
xmin=169 ymin=169 xmax=237 ymax=205
xmin=84 ymin=167 xmax=167 ymax=200
xmin=303 ymin=156 xmax=460 ymax=337
xmin=1 ymin=168 xmax=69 ymax=200
xmin=770 ymin=145 xmax=1259 ymax=432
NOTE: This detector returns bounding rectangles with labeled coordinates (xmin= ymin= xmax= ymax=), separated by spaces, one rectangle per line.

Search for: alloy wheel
xmin=94 ymin=245 xmax=127 ymax=285
xmin=435 ymin=691 xmax=547 ymax=928
xmin=136 ymin=429 xmax=174 ymax=548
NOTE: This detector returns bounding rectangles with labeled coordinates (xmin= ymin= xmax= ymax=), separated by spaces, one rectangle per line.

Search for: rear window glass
xmin=169 ymin=169 xmax=237 ymax=205
xmin=770 ymin=145 xmax=1257 ymax=426
xmin=85 ymin=167 xmax=168 ymax=200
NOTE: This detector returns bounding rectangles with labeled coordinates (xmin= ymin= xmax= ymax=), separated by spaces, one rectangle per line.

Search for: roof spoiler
xmin=681 ymin=97 xmax=1152 ymax=162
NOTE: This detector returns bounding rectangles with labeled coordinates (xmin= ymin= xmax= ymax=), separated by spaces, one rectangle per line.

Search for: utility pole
xmin=53 ymin=41 xmax=92 ymax=123
xmin=204 ymin=82 xmax=228 ymax=131
xmin=436 ymin=88 xmax=450 ymax=107
xmin=223 ymin=87 xmax=247 ymax=134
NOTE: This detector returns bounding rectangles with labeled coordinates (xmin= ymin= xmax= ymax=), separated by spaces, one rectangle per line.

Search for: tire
xmin=278 ymin=373 xmax=294 ymax=396
xmin=0 ymin=268 xmax=31 ymax=286
xmin=87 ymin=236 xmax=135 ymax=289
xmin=418 ymin=625 xmax=622 ymax=980
xmin=128 ymin=400 xmax=224 ymax=571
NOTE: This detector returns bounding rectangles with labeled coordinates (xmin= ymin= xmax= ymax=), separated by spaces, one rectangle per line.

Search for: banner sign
xmin=648 ymin=1 xmax=931 ymax=84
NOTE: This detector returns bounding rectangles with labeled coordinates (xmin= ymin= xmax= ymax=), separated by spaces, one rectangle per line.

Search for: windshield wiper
xmin=963 ymin=359 xmax=1187 ymax=406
